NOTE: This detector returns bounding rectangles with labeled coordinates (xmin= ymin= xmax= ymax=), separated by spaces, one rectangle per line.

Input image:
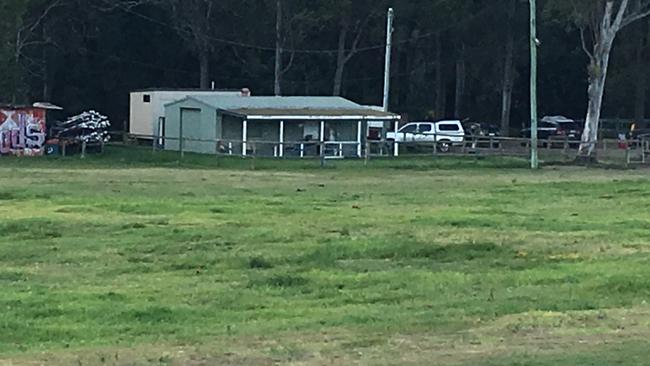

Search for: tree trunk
xmin=435 ymin=33 xmax=446 ymax=119
xmin=634 ymin=20 xmax=648 ymax=120
xmin=274 ymin=0 xmax=282 ymax=96
xmin=454 ymin=43 xmax=466 ymax=119
xmin=332 ymin=24 xmax=348 ymax=96
xmin=501 ymin=35 xmax=515 ymax=136
xmin=576 ymin=0 xmax=648 ymax=158
xmin=199 ymin=50 xmax=210 ymax=90
xmin=500 ymin=0 xmax=516 ymax=136
xmin=580 ymin=52 xmax=611 ymax=157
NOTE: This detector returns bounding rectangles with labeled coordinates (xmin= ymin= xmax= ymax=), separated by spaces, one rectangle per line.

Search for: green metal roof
xmin=169 ymin=95 xmax=364 ymax=110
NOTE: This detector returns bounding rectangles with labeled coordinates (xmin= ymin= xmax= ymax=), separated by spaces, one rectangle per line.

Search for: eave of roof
xmin=132 ymin=88 xmax=240 ymax=93
xmin=221 ymin=108 xmax=401 ymax=120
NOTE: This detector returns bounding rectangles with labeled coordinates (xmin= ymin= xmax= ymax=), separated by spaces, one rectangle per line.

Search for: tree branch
xmin=621 ymin=3 xmax=650 ymax=28
xmin=612 ymin=0 xmax=631 ymax=31
xmin=281 ymin=50 xmax=295 ymax=75
xmin=343 ymin=13 xmax=372 ymax=64
xmin=579 ymin=26 xmax=595 ymax=61
xmin=17 ymin=0 xmax=66 ymax=50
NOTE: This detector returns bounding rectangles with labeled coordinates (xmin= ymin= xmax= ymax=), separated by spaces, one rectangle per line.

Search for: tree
xmin=273 ymin=0 xmax=307 ymax=96
xmin=633 ymin=18 xmax=649 ymax=120
xmin=0 ymin=0 xmax=64 ymax=103
xmin=500 ymin=0 xmax=518 ymax=136
xmin=308 ymin=0 xmax=385 ymax=96
xmin=157 ymin=0 xmax=220 ymax=89
xmin=558 ymin=0 xmax=650 ymax=157
xmin=0 ymin=0 xmax=28 ymax=102
xmin=332 ymin=9 xmax=373 ymax=96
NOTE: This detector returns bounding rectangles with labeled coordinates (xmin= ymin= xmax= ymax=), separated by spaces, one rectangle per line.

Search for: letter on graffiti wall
xmin=0 ymin=108 xmax=46 ymax=156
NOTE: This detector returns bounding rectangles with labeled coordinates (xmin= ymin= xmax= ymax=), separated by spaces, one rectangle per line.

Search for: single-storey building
xmin=162 ymin=96 xmax=400 ymax=158
xmin=129 ymin=89 xmax=246 ymax=138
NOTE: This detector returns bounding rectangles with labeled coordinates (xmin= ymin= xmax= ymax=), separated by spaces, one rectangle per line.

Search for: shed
xmin=0 ymin=103 xmax=60 ymax=156
xmin=162 ymin=96 xmax=400 ymax=158
xmin=129 ymin=89 xmax=245 ymax=138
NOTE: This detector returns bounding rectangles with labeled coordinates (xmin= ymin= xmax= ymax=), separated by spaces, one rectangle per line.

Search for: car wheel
xmin=438 ymin=141 xmax=451 ymax=153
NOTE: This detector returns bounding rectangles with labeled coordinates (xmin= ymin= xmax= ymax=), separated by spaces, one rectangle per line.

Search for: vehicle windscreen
xmin=400 ymin=125 xmax=417 ymax=133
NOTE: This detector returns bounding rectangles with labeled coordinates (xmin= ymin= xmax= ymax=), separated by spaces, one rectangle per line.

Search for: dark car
xmin=521 ymin=116 xmax=582 ymax=147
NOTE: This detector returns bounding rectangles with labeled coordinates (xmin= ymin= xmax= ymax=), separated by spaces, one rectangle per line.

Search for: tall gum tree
xmin=552 ymin=0 xmax=650 ymax=157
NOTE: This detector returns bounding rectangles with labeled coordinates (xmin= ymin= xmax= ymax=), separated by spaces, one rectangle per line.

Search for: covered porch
xmin=219 ymin=108 xmax=400 ymax=158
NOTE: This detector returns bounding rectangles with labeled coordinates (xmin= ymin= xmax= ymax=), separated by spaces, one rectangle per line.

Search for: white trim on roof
xmin=243 ymin=115 xmax=401 ymax=121
xmin=164 ymin=96 xmax=215 ymax=109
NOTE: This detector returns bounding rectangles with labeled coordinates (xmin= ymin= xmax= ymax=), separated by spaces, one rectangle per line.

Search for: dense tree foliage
xmin=1 ymin=0 xmax=649 ymax=135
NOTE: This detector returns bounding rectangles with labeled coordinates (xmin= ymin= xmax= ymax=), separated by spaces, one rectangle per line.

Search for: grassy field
xmin=1 ymin=146 xmax=650 ymax=365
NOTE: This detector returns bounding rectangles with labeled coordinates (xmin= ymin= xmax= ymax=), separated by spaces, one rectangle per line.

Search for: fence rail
xmin=106 ymin=132 xmax=650 ymax=166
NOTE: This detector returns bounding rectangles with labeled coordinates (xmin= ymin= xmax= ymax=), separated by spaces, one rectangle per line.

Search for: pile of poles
xmin=56 ymin=110 xmax=111 ymax=144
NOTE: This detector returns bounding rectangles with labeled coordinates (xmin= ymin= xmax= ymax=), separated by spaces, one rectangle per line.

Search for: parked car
xmin=386 ymin=120 xmax=465 ymax=152
xmin=521 ymin=115 xmax=582 ymax=147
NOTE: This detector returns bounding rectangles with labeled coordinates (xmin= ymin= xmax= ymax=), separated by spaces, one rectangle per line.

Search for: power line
xmin=79 ymin=47 xmax=197 ymax=75
xmin=78 ymin=45 xmax=441 ymax=87
xmin=116 ymin=4 xmax=494 ymax=55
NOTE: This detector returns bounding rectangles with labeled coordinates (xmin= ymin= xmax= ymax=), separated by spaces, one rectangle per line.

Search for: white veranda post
xmin=320 ymin=121 xmax=325 ymax=156
xmin=393 ymin=121 xmax=399 ymax=157
xmin=242 ymin=119 xmax=248 ymax=156
xmin=357 ymin=121 xmax=363 ymax=158
xmin=279 ymin=120 xmax=285 ymax=158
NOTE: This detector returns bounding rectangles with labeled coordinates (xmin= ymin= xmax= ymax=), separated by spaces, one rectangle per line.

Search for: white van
xmin=386 ymin=120 xmax=465 ymax=152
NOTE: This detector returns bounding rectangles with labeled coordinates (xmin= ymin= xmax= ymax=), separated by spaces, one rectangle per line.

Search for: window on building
xmin=143 ymin=94 xmax=151 ymax=103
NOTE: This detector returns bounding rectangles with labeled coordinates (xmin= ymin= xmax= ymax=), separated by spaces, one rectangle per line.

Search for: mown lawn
xmin=1 ymin=147 xmax=650 ymax=365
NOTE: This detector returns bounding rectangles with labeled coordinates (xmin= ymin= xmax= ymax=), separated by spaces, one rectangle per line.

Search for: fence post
xmin=364 ymin=141 xmax=370 ymax=167
xmin=251 ymin=142 xmax=256 ymax=170
xmin=433 ymin=132 xmax=437 ymax=156
xmin=215 ymin=140 xmax=219 ymax=167
xmin=179 ymin=115 xmax=184 ymax=160
xmin=81 ymin=141 xmax=87 ymax=159
xmin=320 ymin=141 xmax=325 ymax=168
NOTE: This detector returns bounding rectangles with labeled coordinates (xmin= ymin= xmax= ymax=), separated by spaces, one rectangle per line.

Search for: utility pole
xmin=382 ymin=8 xmax=394 ymax=112
xmin=529 ymin=0 xmax=539 ymax=169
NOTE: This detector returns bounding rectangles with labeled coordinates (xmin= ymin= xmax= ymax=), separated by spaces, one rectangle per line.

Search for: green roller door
xmin=180 ymin=108 xmax=210 ymax=154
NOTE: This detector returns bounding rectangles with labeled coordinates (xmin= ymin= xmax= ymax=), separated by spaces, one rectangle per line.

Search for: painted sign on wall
xmin=0 ymin=107 xmax=46 ymax=156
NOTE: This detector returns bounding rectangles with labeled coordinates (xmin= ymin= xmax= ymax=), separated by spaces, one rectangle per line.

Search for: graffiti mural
xmin=0 ymin=108 xmax=47 ymax=156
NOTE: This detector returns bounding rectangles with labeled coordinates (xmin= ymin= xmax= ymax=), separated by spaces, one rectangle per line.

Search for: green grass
xmin=1 ymin=146 xmax=650 ymax=365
